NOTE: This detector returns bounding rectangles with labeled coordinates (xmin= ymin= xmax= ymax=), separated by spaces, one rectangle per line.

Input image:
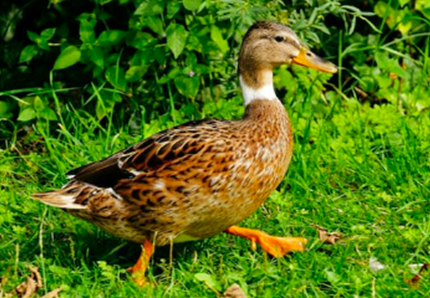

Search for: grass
xmin=2 ymin=36 xmax=430 ymax=298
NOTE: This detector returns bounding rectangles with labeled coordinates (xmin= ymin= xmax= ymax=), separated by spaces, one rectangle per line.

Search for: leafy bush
xmin=0 ymin=0 xmax=394 ymax=146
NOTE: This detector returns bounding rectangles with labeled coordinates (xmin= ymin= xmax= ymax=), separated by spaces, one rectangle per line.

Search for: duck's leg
xmin=128 ymin=240 xmax=154 ymax=286
xmin=225 ymin=226 xmax=307 ymax=258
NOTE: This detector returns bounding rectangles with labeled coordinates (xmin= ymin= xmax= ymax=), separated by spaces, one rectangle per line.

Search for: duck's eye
xmin=274 ymin=36 xmax=284 ymax=42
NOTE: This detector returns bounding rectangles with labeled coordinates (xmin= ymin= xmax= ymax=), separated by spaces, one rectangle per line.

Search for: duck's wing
xmin=66 ymin=119 xmax=227 ymax=188
xmin=65 ymin=150 xmax=131 ymax=188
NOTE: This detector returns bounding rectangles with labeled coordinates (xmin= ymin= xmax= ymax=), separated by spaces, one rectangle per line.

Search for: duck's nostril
xmin=306 ymin=52 xmax=312 ymax=57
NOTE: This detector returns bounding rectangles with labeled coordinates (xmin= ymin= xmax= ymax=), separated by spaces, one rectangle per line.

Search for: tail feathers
xmin=31 ymin=191 xmax=87 ymax=210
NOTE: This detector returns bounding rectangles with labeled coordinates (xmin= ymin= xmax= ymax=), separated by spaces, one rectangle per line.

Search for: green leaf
xmin=130 ymin=32 xmax=155 ymax=50
xmin=90 ymin=47 xmax=104 ymax=68
xmin=183 ymin=0 xmax=202 ymax=11
xmin=0 ymin=101 xmax=9 ymax=113
xmin=134 ymin=0 xmax=164 ymax=16
xmin=399 ymin=0 xmax=410 ymax=6
xmin=41 ymin=28 xmax=56 ymax=40
xmin=105 ymin=66 xmax=127 ymax=91
xmin=19 ymin=45 xmax=38 ymax=63
xmin=194 ymin=273 xmax=221 ymax=291
xmin=27 ymin=31 xmax=50 ymax=50
xmin=168 ymin=68 xmax=181 ymax=79
xmin=33 ymin=96 xmax=44 ymax=112
xmin=145 ymin=16 xmax=163 ymax=35
xmin=166 ymin=23 xmax=189 ymax=58
xmin=130 ymin=50 xmax=153 ymax=66
xmin=374 ymin=1 xmax=393 ymax=19
xmin=375 ymin=52 xmax=396 ymax=71
xmin=174 ymin=75 xmax=199 ymax=97
xmin=18 ymin=107 xmax=37 ymax=121
xmin=324 ymin=269 xmax=341 ymax=284
xmin=0 ymin=101 xmax=11 ymax=118
xmin=40 ymin=107 xmax=58 ymax=121
xmin=398 ymin=13 xmax=413 ymax=34
xmin=374 ymin=1 xmax=386 ymax=17
xmin=53 ymin=46 xmax=81 ymax=70
xmin=79 ymin=18 xmax=96 ymax=43
xmin=98 ymin=11 xmax=112 ymax=21
xmin=210 ymin=26 xmax=229 ymax=53
xmin=27 ymin=31 xmax=40 ymax=43
xmin=416 ymin=0 xmax=430 ymax=12
xmin=125 ymin=66 xmax=148 ymax=82
xmin=98 ymin=30 xmax=127 ymax=47
xmin=167 ymin=2 xmax=181 ymax=18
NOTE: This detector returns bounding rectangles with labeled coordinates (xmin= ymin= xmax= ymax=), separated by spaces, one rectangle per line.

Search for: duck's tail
xmin=31 ymin=182 xmax=87 ymax=210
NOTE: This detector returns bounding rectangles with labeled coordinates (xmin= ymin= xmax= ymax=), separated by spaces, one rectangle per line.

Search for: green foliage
xmin=54 ymin=46 xmax=82 ymax=70
xmin=0 ymin=0 xmax=383 ymax=145
xmin=374 ymin=0 xmax=430 ymax=34
xmin=1 ymin=0 xmax=430 ymax=296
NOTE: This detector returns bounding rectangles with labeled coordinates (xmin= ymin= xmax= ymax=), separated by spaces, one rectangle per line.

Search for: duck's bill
xmin=292 ymin=46 xmax=338 ymax=74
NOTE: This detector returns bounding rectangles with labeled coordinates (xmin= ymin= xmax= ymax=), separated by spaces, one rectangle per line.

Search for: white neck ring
xmin=239 ymin=75 xmax=278 ymax=106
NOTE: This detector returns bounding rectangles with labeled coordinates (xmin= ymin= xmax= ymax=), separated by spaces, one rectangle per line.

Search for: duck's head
xmin=239 ymin=21 xmax=337 ymax=105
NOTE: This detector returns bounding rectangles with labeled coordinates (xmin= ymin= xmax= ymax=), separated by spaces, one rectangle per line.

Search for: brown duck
xmin=32 ymin=21 xmax=337 ymax=286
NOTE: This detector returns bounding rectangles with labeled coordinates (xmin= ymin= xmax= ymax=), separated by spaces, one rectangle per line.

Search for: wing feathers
xmin=66 ymin=119 xmax=227 ymax=188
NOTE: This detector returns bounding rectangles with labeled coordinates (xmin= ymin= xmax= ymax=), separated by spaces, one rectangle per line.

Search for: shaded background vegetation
xmin=1 ymin=0 xmax=428 ymax=147
xmin=1 ymin=0 xmax=430 ymax=297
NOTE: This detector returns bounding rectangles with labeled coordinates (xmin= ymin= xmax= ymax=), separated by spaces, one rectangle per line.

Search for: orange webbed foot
xmin=225 ymin=226 xmax=307 ymax=258
xmin=127 ymin=240 xmax=154 ymax=287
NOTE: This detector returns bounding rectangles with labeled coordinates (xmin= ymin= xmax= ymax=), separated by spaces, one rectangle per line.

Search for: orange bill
xmin=292 ymin=46 xmax=338 ymax=74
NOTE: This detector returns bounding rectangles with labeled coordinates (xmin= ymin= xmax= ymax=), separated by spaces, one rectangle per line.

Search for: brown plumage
xmin=32 ymin=21 xmax=337 ymax=285
xmin=34 ymin=101 xmax=292 ymax=245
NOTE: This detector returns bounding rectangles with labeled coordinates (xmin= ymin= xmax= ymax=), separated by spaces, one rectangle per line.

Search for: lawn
xmin=2 ymin=74 xmax=430 ymax=297
xmin=1 ymin=1 xmax=430 ymax=297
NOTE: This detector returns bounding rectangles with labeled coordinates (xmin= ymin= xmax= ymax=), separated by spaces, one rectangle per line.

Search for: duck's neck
xmin=239 ymin=67 xmax=277 ymax=106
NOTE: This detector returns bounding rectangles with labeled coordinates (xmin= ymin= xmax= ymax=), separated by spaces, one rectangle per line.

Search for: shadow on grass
xmin=38 ymin=223 xmax=214 ymax=274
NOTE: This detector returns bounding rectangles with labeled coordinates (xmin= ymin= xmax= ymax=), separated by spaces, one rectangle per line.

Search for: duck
xmin=32 ymin=21 xmax=337 ymax=286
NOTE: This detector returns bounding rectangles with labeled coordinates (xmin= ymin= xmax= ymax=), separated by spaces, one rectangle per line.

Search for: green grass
xmin=2 ymin=86 xmax=430 ymax=297
xmin=2 ymin=30 xmax=430 ymax=298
